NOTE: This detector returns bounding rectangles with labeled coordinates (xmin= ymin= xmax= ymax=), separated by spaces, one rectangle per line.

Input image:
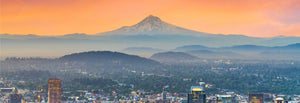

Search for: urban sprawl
xmin=1 ymin=78 xmax=300 ymax=103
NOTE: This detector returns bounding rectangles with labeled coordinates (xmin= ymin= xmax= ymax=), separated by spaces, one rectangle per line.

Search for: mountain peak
xmin=140 ymin=15 xmax=162 ymax=23
xmin=100 ymin=15 xmax=198 ymax=35
xmin=147 ymin=15 xmax=158 ymax=18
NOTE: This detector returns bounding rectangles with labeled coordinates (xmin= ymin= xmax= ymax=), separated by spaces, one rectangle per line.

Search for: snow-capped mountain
xmin=1 ymin=15 xmax=300 ymax=58
xmin=100 ymin=15 xmax=200 ymax=35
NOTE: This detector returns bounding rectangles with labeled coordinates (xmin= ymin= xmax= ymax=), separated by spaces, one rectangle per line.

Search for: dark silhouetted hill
xmin=59 ymin=51 xmax=160 ymax=66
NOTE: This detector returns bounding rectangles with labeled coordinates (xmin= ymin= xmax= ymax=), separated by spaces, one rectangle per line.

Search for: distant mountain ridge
xmin=172 ymin=43 xmax=300 ymax=60
xmin=150 ymin=51 xmax=199 ymax=63
xmin=174 ymin=45 xmax=211 ymax=51
xmin=123 ymin=47 xmax=163 ymax=52
xmin=275 ymin=43 xmax=300 ymax=49
xmin=176 ymin=43 xmax=300 ymax=51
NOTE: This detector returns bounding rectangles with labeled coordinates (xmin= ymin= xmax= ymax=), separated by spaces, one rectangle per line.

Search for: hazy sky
xmin=1 ymin=0 xmax=300 ymax=37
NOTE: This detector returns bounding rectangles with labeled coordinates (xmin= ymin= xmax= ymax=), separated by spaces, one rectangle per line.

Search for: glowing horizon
xmin=1 ymin=0 xmax=300 ymax=37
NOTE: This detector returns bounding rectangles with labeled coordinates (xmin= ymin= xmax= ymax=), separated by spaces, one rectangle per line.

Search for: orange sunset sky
xmin=1 ymin=0 xmax=300 ymax=37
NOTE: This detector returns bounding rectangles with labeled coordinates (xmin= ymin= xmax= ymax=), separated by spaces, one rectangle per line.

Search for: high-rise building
xmin=9 ymin=94 xmax=22 ymax=103
xmin=162 ymin=91 xmax=167 ymax=100
xmin=248 ymin=93 xmax=263 ymax=103
xmin=48 ymin=78 xmax=61 ymax=103
xmin=188 ymin=86 xmax=206 ymax=103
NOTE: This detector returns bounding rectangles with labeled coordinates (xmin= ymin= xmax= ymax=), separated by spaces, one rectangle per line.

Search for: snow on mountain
xmin=100 ymin=15 xmax=200 ymax=35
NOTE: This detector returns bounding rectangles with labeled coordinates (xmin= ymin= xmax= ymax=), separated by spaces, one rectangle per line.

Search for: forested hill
xmin=59 ymin=51 xmax=161 ymax=66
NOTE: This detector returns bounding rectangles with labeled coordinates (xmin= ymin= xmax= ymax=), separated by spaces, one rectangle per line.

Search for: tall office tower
xmin=9 ymin=94 xmax=22 ymax=103
xmin=248 ymin=93 xmax=264 ymax=103
xmin=48 ymin=78 xmax=62 ymax=103
xmin=162 ymin=91 xmax=167 ymax=100
xmin=188 ymin=86 xmax=206 ymax=103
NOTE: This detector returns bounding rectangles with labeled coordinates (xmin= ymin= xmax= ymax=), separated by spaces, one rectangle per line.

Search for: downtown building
xmin=9 ymin=94 xmax=22 ymax=103
xmin=48 ymin=78 xmax=62 ymax=103
xmin=188 ymin=86 xmax=206 ymax=103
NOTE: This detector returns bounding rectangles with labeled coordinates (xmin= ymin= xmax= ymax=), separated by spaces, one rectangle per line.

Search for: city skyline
xmin=1 ymin=0 xmax=300 ymax=102
xmin=1 ymin=0 xmax=300 ymax=37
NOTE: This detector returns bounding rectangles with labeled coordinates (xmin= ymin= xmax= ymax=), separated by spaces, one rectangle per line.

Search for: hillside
xmin=175 ymin=43 xmax=300 ymax=60
xmin=174 ymin=45 xmax=211 ymax=51
xmin=150 ymin=52 xmax=199 ymax=63
xmin=123 ymin=47 xmax=163 ymax=53
xmin=59 ymin=51 xmax=160 ymax=66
